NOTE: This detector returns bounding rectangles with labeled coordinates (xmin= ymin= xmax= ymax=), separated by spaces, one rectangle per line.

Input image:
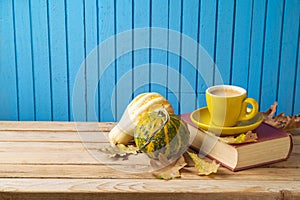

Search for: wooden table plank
xmin=0 ymin=121 xmax=115 ymax=132
xmin=0 ymin=179 xmax=299 ymax=200
xmin=0 ymin=131 xmax=106 ymax=142
xmin=0 ymin=164 xmax=299 ymax=181
xmin=0 ymin=122 xmax=299 ymax=200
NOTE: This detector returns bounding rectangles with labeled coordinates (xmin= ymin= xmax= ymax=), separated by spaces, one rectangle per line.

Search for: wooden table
xmin=0 ymin=121 xmax=299 ymax=200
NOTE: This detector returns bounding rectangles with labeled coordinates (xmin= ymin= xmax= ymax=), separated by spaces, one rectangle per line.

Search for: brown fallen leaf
xmin=151 ymin=154 xmax=187 ymax=180
xmin=98 ymin=144 xmax=139 ymax=160
xmin=218 ymin=131 xmax=258 ymax=144
xmin=261 ymin=102 xmax=300 ymax=131
xmin=187 ymin=151 xmax=219 ymax=176
xmin=261 ymin=101 xmax=278 ymax=120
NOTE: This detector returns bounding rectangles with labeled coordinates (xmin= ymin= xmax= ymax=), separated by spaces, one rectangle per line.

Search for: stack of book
xmin=180 ymin=113 xmax=293 ymax=171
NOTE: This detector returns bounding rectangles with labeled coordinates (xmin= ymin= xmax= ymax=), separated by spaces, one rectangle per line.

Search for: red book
xmin=180 ymin=112 xmax=293 ymax=171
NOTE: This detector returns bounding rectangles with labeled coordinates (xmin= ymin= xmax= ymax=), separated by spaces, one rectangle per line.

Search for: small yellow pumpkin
xmin=108 ymin=92 xmax=174 ymax=145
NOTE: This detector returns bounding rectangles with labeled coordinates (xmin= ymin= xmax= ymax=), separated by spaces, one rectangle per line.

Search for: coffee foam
xmin=207 ymin=85 xmax=246 ymax=97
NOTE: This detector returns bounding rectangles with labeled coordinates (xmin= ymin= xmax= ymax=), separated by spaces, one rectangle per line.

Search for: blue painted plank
xmin=48 ymin=0 xmax=69 ymax=121
xmin=215 ymin=0 xmax=235 ymax=85
xmin=247 ymin=0 xmax=267 ymax=104
xmin=277 ymin=0 xmax=300 ymax=115
xmin=150 ymin=0 xmax=168 ymax=98
xmin=66 ymin=0 xmax=85 ymax=121
xmin=98 ymin=0 xmax=116 ymax=122
xmin=196 ymin=93 xmax=206 ymax=110
xmin=85 ymin=0 xmax=99 ymax=122
xmin=2 ymin=0 xmax=299 ymax=121
xmin=115 ymin=0 xmax=133 ymax=121
xmin=167 ymin=0 xmax=182 ymax=114
xmin=0 ymin=0 xmax=18 ymax=120
xmin=180 ymin=0 xmax=199 ymax=114
xmin=14 ymin=0 xmax=35 ymax=120
xmin=260 ymin=0 xmax=284 ymax=111
xmin=197 ymin=0 xmax=217 ymax=108
xmin=198 ymin=0 xmax=217 ymax=99
xmin=293 ymin=25 xmax=300 ymax=115
xmin=133 ymin=0 xmax=150 ymax=97
xmin=231 ymin=0 xmax=252 ymax=89
xmin=30 ymin=0 xmax=52 ymax=121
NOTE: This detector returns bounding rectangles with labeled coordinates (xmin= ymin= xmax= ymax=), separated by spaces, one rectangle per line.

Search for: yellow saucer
xmin=190 ymin=107 xmax=264 ymax=136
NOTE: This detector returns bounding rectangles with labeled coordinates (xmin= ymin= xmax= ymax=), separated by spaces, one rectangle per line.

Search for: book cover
xmin=180 ymin=112 xmax=293 ymax=171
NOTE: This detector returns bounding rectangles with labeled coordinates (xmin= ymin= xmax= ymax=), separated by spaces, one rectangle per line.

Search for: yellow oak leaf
xmin=187 ymin=151 xmax=219 ymax=176
xmin=98 ymin=144 xmax=139 ymax=160
xmin=219 ymin=131 xmax=258 ymax=144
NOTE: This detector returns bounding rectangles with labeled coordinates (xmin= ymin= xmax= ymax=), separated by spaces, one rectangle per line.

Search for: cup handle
xmin=238 ymin=98 xmax=258 ymax=121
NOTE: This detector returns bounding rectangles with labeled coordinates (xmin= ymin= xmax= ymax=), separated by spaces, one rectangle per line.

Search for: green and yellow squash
xmin=134 ymin=109 xmax=190 ymax=159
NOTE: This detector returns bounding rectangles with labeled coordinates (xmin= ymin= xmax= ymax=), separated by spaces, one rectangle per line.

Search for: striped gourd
xmin=134 ymin=109 xmax=190 ymax=159
xmin=109 ymin=92 xmax=174 ymax=145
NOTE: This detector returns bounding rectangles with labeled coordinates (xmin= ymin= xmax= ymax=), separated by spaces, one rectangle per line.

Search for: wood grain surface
xmin=0 ymin=121 xmax=299 ymax=200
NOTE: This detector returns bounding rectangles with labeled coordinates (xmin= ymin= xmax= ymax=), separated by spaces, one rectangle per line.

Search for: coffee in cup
xmin=206 ymin=85 xmax=258 ymax=127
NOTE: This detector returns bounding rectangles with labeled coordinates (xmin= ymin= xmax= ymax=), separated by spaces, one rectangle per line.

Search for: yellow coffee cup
xmin=206 ymin=85 xmax=258 ymax=127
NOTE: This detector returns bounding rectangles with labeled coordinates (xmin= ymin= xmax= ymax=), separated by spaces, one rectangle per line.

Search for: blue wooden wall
xmin=0 ymin=0 xmax=299 ymax=122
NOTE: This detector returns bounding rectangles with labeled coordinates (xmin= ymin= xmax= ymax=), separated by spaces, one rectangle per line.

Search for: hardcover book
xmin=180 ymin=113 xmax=293 ymax=171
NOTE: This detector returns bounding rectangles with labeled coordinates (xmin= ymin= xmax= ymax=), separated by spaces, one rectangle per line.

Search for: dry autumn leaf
xmin=262 ymin=101 xmax=278 ymax=120
xmin=262 ymin=101 xmax=300 ymax=131
xmin=187 ymin=151 xmax=219 ymax=176
xmin=98 ymin=144 xmax=139 ymax=160
xmin=218 ymin=131 xmax=258 ymax=144
xmin=151 ymin=154 xmax=187 ymax=180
